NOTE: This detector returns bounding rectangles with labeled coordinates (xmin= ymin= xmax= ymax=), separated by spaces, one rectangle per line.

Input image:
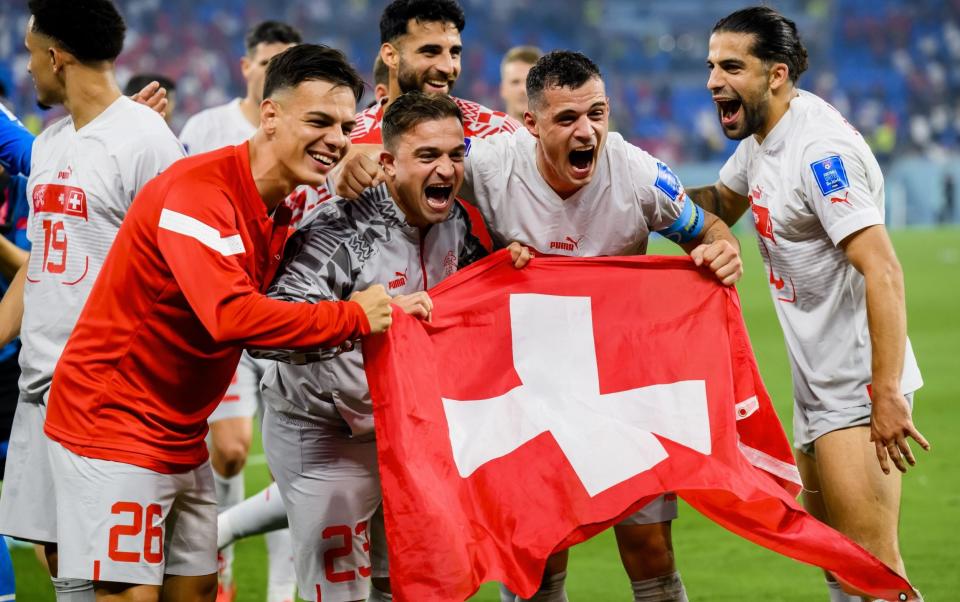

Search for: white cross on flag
xmin=443 ymin=293 xmax=711 ymax=496
xmin=364 ymin=252 xmax=916 ymax=602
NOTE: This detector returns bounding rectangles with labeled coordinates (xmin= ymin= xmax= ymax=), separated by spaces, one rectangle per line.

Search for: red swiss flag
xmin=364 ymin=251 xmax=915 ymax=601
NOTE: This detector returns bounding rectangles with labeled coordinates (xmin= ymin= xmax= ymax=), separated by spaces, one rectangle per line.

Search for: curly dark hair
xmin=29 ymin=0 xmax=125 ymax=63
xmin=379 ymin=0 xmax=465 ymax=45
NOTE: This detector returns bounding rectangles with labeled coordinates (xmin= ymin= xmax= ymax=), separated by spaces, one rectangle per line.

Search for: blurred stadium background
xmin=1 ymin=0 xmax=958 ymax=600
xmin=3 ymin=0 xmax=960 ymax=225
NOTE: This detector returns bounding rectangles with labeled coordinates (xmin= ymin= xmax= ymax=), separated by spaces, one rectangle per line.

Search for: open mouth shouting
xmin=568 ymin=145 xmax=596 ymax=179
xmin=714 ymin=96 xmax=743 ymax=129
xmin=424 ymin=183 xmax=454 ymax=212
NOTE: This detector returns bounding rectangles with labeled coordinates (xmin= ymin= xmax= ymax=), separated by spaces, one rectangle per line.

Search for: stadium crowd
xmin=1 ymin=0 xmax=960 ymax=165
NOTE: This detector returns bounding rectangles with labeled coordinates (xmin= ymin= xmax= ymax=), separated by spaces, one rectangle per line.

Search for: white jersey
xmin=179 ymin=98 xmax=255 ymax=155
xmin=718 ymin=90 xmax=922 ymax=417
xmin=20 ymin=96 xmax=184 ymax=401
xmin=459 ymin=128 xmax=691 ymax=256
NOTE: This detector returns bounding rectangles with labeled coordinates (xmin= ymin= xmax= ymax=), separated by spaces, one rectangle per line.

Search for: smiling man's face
xmin=387 ymin=18 xmax=462 ymax=97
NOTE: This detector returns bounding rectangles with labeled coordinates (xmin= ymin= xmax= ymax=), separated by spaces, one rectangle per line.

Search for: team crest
xmin=654 ymin=162 xmax=683 ymax=202
xmin=442 ymin=250 xmax=458 ymax=277
xmin=810 ymin=155 xmax=849 ymax=196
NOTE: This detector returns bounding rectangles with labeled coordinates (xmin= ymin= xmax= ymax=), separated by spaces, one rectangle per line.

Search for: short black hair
xmin=526 ymin=50 xmax=601 ymax=111
xmin=29 ymin=0 xmax=125 ymax=63
xmin=123 ymin=73 xmax=176 ymax=97
xmin=382 ymin=91 xmax=463 ymax=152
xmin=245 ymin=20 xmax=302 ymax=55
xmin=263 ymin=44 xmax=365 ymax=102
xmin=712 ymin=7 xmax=809 ymax=83
xmin=379 ymin=0 xmax=465 ymax=45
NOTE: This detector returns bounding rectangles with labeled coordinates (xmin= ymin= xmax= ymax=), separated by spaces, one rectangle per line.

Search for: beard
xmin=738 ymin=97 xmax=769 ymax=140
xmin=396 ymin=59 xmax=455 ymax=96
xmin=721 ymin=89 xmax=771 ymax=141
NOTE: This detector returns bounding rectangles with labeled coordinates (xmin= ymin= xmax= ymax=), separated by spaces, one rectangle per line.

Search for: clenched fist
xmin=350 ymin=284 xmax=393 ymax=333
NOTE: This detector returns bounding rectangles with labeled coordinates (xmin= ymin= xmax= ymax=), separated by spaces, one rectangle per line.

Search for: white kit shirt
xmin=718 ymin=90 xmax=922 ymax=412
xmin=21 ymin=96 xmax=184 ymax=401
xmin=179 ymin=98 xmax=255 ymax=155
xmin=459 ymin=128 xmax=692 ymax=256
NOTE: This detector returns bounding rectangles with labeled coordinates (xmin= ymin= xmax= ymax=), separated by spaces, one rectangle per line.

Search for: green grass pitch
xmin=9 ymin=227 xmax=960 ymax=601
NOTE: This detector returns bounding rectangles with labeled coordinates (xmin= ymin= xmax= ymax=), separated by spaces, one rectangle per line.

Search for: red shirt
xmin=45 ymin=143 xmax=370 ymax=473
xmin=350 ymin=96 xmax=521 ymax=144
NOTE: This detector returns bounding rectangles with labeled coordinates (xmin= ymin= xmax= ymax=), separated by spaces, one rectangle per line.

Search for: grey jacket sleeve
xmin=249 ymin=207 xmax=362 ymax=364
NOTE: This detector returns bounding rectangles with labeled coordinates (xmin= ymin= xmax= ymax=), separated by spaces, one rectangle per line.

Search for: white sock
xmin=213 ymin=470 xmax=244 ymax=587
xmin=266 ymin=528 xmax=296 ymax=602
xmin=213 ymin=470 xmax=246 ymax=509
xmin=826 ymin=579 xmax=860 ymax=602
xmin=499 ymin=583 xmax=517 ymax=602
xmin=51 ymin=576 xmax=94 ymax=602
xmin=218 ymin=482 xmax=289 ymax=549
xmin=518 ymin=570 xmax=567 ymax=602
xmin=367 ymin=587 xmax=393 ymax=602
xmin=631 ymin=572 xmax=688 ymax=601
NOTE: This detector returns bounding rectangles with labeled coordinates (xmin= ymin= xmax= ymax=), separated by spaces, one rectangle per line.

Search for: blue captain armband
xmin=657 ymin=196 xmax=705 ymax=244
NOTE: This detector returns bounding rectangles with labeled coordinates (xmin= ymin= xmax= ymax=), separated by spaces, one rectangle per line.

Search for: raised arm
xmin=332 ymin=144 xmax=384 ymax=199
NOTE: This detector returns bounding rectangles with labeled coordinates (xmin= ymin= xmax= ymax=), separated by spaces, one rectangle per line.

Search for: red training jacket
xmin=45 ymin=143 xmax=370 ymax=473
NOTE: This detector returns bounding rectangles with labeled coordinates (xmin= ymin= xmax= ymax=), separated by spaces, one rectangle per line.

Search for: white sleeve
xmin=122 ymin=127 xmax=185 ymax=203
xmin=460 ymin=134 xmax=509 ymax=224
xmin=178 ymin=115 xmax=203 ymax=156
xmin=718 ymin=140 xmax=751 ymax=196
xmin=624 ymin=142 xmax=687 ymax=233
xmin=800 ymin=140 xmax=883 ymax=246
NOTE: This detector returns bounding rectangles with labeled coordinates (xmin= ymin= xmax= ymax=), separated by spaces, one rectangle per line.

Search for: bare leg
xmin=613 ymin=522 xmax=676 ymax=580
xmin=813 ymin=426 xmax=906 ymax=576
xmin=160 ymin=573 xmax=217 ymax=602
xmin=94 ymin=582 xmax=159 ymax=602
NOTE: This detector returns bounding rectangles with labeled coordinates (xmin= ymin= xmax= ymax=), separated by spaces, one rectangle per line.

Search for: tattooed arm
xmin=686 ymin=181 xmax=750 ymax=228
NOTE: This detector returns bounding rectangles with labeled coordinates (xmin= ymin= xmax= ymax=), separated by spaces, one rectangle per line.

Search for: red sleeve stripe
xmin=158 ymin=209 xmax=246 ymax=256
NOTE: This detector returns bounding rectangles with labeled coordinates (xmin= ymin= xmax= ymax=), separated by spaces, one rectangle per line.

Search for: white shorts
xmin=795 ymin=392 xmax=916 ymax=454
xmin=262 ymin=407 xmax=388 ymax=602
xmin=0 ymin=397 xmax=57 ymax=543
xmin=48 ymin=441 xmax=218 ymax=585
xmin=208 ymin=353 xmax=267 ymax=424
xmin=617 ymin=493 xmax=679 ymax=526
